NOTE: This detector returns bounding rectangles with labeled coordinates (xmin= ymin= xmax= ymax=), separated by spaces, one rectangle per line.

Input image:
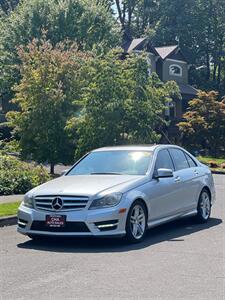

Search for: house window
xmin=169 ymin=64 xmax=182 ymax=76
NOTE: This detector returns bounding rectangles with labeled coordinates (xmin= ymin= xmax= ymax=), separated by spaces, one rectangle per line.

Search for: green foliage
xmin=68 ymin=50 xmax=180 ymax=158
xmin=0 ymin=153 xmax=50 ymax=195
xmin=0 ymin=0 xmax=120 ymax=113
xmin=6 ymin=38 xmax=89 ymax=172
xmin=0 ymin=0 xmax=19 ymax=14
xmin=178 ymin=91 xmax=225 ymax=157
xmin=0 ymin=138 xmax=21 ymax=154
xmin=1 ymin=0 xmax=119 ymax=51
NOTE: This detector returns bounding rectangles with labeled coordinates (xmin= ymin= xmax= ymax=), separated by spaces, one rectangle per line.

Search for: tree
xmin=113 ymin=0 xmax=159 ymax=39
xmin=0 ymin=0 xmax=120 ymax=116
xmin=6 ymin=38 xmax=89 ymax=174
xmin=68 ymin=49 xmax=180 ymax=158
xmin=178 ymin=91 xmax=225 ymax=157
xmin=0 ymin=0 xmax=19 ymax=14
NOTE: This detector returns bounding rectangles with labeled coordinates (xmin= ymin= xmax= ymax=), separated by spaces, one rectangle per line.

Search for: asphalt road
xmin=0 ymin=175 xmax=224 ymax=300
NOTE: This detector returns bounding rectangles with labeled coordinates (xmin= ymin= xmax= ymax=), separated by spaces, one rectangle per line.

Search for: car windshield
xmin=67 ymin=150 xmax=153 ymax=176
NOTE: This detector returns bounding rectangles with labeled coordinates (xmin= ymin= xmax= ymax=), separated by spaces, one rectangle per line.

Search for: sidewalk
xmin=0 ymin=194 xmax=24 ymax=204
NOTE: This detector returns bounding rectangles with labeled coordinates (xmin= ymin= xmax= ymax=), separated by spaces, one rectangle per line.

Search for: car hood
xmin=29 ymin=174 xmax=145 ymax=197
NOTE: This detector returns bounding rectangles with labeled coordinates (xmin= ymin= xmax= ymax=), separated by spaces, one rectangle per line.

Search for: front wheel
xmin=196 ymin=189 xmax=211 ymax=223
xmin=125 ymin=200 xmax=147 ymax=243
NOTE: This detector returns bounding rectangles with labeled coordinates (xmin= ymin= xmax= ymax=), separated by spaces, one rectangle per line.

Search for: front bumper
xmin=17 ymin=204 xmax=127 ymax=237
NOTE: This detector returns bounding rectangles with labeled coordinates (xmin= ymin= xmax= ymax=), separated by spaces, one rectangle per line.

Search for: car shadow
xmin=17 ymin=217 xmax=222 ymax=253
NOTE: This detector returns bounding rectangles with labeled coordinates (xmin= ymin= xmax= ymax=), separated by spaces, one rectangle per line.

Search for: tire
xmin=195 ymin=189 xmax=211 ymax=223
xmin=125 ymin=200 xmax=147 ymax=243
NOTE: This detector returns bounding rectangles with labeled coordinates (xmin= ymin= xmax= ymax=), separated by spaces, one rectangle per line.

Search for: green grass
xmin=197 ymin=156 xmax=225 ymax=173
xmin=197 ymin=156 xmax=225 ymax=165
xmin=0 ymin=201 xmax=21 ymax=217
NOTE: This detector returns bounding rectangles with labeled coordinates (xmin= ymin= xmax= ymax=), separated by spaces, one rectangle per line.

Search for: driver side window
xmin=155 ymin=149 xmax=174 ymax=171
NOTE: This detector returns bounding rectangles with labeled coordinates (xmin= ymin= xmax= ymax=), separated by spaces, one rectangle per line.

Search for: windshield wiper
xmin=90 ymin=172 xmax=122 ymax=175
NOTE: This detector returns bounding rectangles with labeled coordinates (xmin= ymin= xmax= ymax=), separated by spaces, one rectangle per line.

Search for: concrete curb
xmin=0 ymin=215 xmax=17 ymax=227
xmin=211 ymin=170 xmax=225 ymax=175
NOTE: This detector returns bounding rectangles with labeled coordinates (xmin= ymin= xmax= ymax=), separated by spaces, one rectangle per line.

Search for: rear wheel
xmin=196 ymin=189 xmax=211 ymax=223
xmin=125 ymin=200 xmax=147 ymax=243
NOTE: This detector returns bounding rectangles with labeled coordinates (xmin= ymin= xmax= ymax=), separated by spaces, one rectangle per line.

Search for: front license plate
xmin=46 ymin=215 xmax=66 ymax=227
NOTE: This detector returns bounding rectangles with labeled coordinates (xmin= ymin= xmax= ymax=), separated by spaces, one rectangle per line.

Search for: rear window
xmin=185 ymin=153 xmax=197 ymax=167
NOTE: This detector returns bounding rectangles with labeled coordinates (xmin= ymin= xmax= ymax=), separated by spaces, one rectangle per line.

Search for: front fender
xmin=123 ymin=189 xmax=150 ymax=216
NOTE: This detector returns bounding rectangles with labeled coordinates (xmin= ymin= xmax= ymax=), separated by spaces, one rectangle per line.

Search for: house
xmin=122 ymin=38 xmax=198 ymax=121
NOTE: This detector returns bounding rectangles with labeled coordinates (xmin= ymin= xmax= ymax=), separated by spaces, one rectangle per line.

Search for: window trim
xmin=169 ymin=64 xmax=182 ymax=77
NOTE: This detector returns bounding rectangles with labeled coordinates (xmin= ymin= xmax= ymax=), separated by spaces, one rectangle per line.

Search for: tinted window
xmin=185 ymin=153 xmax=197 ymax=167
xmin=67 ymin=150 xmax=153 ymax=176
xmin=155 ymin=149 xmax=174 ymax=171
xmin=169 ymin=149 xmax=189 ymax=171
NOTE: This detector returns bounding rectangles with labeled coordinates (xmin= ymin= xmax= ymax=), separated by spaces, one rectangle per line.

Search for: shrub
xmin=220 ymin=163 xmax=225 ymax=169
xmin=0 ymin=153 xmax=50 ymax=195
xmin=208 ymin=161 xmax=219 ymax=168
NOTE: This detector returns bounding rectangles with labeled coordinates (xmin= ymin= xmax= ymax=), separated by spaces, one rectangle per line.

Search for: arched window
xmin=169 ymin=64 xmax=182 ymax=76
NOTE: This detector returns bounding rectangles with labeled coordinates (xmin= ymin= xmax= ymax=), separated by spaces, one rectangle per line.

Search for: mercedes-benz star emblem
xmin=52 ymin=197 xmax=63 ymax=210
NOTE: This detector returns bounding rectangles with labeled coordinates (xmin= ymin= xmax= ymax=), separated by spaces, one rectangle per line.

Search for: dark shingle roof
xmin=123 ymin=38 xmax=146 ymax=53
xmin=122 ymin=38 xmax=158 ymax=55
xmin=178 ymin=84 xmax=198 ymax=95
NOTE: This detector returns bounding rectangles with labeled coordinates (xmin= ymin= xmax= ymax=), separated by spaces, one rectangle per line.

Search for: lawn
xmin=197 ymin=156 xmax=225 ymax=173
xmin=0 ymin=201 xmax=21 ymax=217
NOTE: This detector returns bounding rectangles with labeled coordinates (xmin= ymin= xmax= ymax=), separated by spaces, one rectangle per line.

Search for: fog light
xmin=94 ymin=220 xmax=118 ymax=231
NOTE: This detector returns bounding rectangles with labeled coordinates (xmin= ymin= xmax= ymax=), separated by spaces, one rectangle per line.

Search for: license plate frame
xmin=45 ymin=215 xmax=66 ymax=227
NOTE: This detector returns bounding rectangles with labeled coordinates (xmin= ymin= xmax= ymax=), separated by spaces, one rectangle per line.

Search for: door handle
xmin=194 ymin=170 xmax=199 ymax=175
xmin=174 ymin=176 xmax=181 ymax=183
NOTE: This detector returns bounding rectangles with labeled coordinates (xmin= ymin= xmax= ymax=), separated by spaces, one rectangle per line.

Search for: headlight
xmin=23 ymin=194 xmax=34 ymax=208
xmin=89 ymin=193 xmax=123 ymax=210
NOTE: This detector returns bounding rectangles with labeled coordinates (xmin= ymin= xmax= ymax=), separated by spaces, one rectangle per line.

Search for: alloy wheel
xmin=200 ymin=191 xmax=211 ymax=220
xmin=130 ymin=204 xmax=146 ymax=240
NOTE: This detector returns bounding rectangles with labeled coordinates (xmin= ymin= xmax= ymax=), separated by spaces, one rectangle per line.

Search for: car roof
xmin=92 ymin=144 xmax=180 ymax=152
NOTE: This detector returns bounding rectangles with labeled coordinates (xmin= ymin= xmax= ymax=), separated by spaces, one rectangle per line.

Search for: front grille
xmin=30 ymin=221 xmax=90 ymax=232
xmin=34 ymin=195 xmax=89 ymax=212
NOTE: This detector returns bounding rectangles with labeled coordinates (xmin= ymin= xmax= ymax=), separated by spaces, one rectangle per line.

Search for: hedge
xmin=0 ymin=153 xmax=50 ymax=195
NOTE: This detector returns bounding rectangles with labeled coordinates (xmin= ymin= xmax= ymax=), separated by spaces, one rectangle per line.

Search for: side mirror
xmin=60 ymin=170 xmax=68 ymax=176
xmin=154 ymin=168 xmax=173 ymax=179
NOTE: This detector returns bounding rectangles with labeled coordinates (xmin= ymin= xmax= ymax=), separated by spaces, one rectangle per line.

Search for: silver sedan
xmin=17 ymin=145 xmax=215 ymax=243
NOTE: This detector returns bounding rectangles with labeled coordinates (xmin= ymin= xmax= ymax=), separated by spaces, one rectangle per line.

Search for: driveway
xmin=0 ymin=174 xmax=224 ymax=300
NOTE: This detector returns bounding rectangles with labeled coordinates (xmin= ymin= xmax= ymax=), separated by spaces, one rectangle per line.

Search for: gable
xmin=122 ymin=38 xmax=158 ymax=56
xmin=155 ymin=45 xmax=187 ymax=62
xmin=155 ymin=45 xmax=178 ymax=60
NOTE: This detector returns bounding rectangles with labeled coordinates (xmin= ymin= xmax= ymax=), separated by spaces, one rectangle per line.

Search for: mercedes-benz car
xmin=17 ymin=145 xmax=215 ymax=242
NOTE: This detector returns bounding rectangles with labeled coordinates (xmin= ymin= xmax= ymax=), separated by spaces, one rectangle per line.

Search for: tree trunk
xmin=213 ymin=63 xmax=217 ymax=81
xmin=217 ymin=61 xmax=221 ymax=86
xmin=206 ymin=49 xmax=210 ymax=81
xmin=50 ymin=163 xmax=55 ymax=175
